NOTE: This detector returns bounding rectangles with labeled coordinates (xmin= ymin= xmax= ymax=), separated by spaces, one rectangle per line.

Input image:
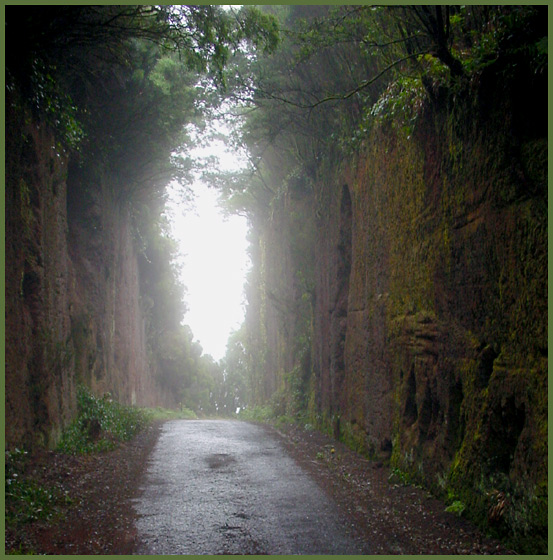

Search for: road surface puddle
xmin=206 ymin=453 xmax=236 ymax=469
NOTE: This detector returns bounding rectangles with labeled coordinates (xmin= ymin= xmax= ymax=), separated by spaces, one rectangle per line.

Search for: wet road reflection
xmin=133 ymin=419 xmax=368 ymax=554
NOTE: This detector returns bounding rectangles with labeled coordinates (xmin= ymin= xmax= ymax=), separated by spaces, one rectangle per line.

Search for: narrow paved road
xmin=133 ymin=419 xmax=369 ymax=554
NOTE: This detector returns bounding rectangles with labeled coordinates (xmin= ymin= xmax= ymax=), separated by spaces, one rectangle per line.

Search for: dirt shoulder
xmin=6 ymin=419 xmax=514 ymax=555
xmin=5 ymin=421 xmax=162 ymax=555
xmin=272 ymin=422 xmax=514 ymax=555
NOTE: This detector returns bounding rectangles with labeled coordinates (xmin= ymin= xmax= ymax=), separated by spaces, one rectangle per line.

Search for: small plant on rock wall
xmin=367 ymin=76 xmax=426 ymax=141
xmin=445 ymin=498 xmax=466 ymax=517
xmin=388 ymin=466 xmax=416 ymax=487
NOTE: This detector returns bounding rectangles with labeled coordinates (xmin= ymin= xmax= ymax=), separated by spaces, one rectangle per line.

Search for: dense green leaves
xmin=214 ymin=4 xmax=547 ymax=229
xmin=56 ymin=386 xmax=150 ymax=454
xmin=6 ymin=5 xmax=279 ymax=198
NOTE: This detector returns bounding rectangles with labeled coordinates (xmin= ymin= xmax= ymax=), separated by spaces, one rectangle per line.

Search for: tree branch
xmin=254 ymin=51 xmax=425 ymax=110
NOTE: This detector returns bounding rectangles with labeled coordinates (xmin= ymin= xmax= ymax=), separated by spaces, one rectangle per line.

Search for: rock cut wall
xmin=317 ymin=75 xmax=547 ymax=547
xmin=249 ymin=67 xmax=547 ymax=550
xmin=5 ymin=91 xmax=170 ymax=449
xmin=6 ymin=96 xmax=76 ymax=447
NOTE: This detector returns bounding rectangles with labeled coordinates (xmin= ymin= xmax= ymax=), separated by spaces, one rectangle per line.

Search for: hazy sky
xmin=166 ymin=141 xmax=250 ymax=361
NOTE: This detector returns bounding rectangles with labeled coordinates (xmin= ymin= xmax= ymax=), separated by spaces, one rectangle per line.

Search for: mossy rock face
xmin=241 ymin=39 xmax=546 ymax=555
xmin=448 ymin=357 xmax=547 ymax=553
xmin=354 ymin=73 xmax=547 ymax=552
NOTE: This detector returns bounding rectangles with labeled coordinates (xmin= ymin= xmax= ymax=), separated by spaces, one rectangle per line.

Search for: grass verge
xmin=141 ymin=406 xmax=197 ymax=422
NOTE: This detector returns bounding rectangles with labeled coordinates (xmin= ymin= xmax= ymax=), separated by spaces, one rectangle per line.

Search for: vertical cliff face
xmin=6 ymin=95 xmax=76 ymax=448
xmin=322 ymin=75 xmax=546 ymax=548
xmin=356 ymin=78 xmax=545 ymax=546
xmin=5 ymin=91 xmax=171 ymax=449
xmin=247 ymin=65 xmax=546 ymax=549
xmin=245 ymin=187 xmax=314 ymax=412
xmin=66 ymin=164 xmax=170 ymax=408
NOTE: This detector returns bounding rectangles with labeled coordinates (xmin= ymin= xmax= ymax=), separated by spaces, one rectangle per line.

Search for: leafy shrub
xmin=368 ymin=76 xmax=426 ymax=140
xmin=388 ymin=466 xmax=421 ymax=487
xmin=28 ymin=59 xmax=84 ymax=150
xmin=56 ymin=386 xmax=149 ymax=454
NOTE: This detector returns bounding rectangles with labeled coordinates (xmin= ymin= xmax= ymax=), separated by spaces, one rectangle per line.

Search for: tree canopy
xmin=6 ymin=5 xmax=280 ymax=195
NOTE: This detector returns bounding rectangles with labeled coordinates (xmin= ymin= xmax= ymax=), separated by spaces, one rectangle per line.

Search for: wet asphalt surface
xmin=133 ymin=419 xmax=369 ymax=554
